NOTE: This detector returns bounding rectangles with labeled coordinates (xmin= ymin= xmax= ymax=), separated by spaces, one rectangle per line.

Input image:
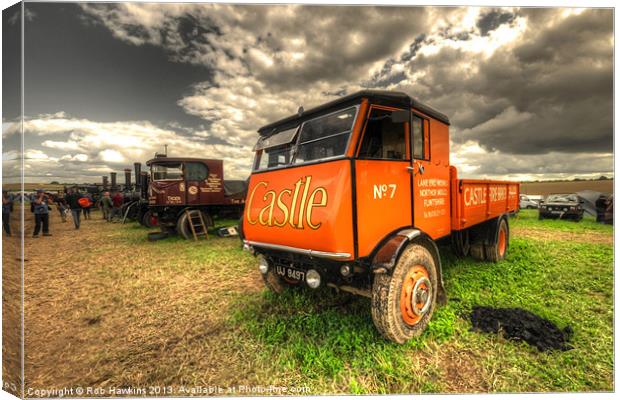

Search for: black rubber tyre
xmin=262 ymin=270 xmax=288 ymax=294
xmin=238 ymin=215 xmax=245 ymax=242
xmin=484 ymin=218 xmax=509 ymax=262
xmin=141 ymin=210 xmax=157 ymax=228
xmin=470 ymin=243 xmax=486 ymax=261
xmin=451 ymin=229 xmax=470 ymax=257
xmin=371 ymin=243 xmax=438 ymax=344
xmin=176 ymin=210 xmax=213 ymax=240
xmin=261 ymin=268 xmax=302 ymax=293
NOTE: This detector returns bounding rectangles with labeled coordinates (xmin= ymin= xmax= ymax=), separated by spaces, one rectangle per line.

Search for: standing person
xmin=604 ymin=195 xmax=614 ymax=225
xmin=82 ymin=193 xmax=93 ymax=220
xmin=2 ymin=190 xmax=13 ymax=236
xmin=32 ymin=189 xmax=52 ymax=237
xmin=56 ymin=194 xmax=68 ymax=222
xmin=65 ymin=188 xmax=83 ymax=230
xmin=111 ymin=191 xmax=124 ymax=222
xmin=101 ymin=191 xmax=113 ymax=221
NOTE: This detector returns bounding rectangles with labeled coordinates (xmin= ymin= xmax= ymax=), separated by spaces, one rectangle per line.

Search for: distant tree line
xmin=525 ymin=176 xmax=612 ymax=183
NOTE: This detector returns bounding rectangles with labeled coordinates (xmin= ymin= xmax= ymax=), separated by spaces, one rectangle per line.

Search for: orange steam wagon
xmin=242 ymin=90 xmax=519 ymax=343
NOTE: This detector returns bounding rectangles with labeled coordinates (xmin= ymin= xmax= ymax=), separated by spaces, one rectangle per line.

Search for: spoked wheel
xmin=371 ymin=243 xmax=438 ymax=343
xmin=485 ymin=217 xmax=509 ymax=262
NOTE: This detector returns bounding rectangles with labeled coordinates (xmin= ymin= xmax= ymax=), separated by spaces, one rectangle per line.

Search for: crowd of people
xmin=1 ymin=188 xmax=127 ymax=238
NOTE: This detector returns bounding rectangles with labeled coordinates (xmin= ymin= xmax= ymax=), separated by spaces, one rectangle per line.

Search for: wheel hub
xmin=400 ymin=265 xmax=432 ymax=326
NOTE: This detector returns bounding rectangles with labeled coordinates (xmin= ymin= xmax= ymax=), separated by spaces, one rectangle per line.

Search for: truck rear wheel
xmin=470 ymin=243 xmax=486 ymax=261
xmin=371 ymin=243 xmax=437 ymax=344
xmin=141 ymin=210 xmax=158 ymax=228
xmin=176 ymin=210 xmax=213 ymax=240
xmin=485 ymin=218 xmax=509 ymax=262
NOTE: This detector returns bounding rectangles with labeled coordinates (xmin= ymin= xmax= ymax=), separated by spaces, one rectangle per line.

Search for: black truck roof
xmin=258 ymin=90 xmax=450 ymax=136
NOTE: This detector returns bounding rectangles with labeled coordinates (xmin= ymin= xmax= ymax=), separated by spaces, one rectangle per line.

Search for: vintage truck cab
xmin=243 ymin=90 xmax=519 ymax=343
xmin=146 ymin=155 xmax=246 ymax=239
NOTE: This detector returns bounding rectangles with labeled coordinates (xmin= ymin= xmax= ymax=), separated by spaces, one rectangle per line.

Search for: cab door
xmin=411 ymin=113 xmax=451 ymax=239
xmin=355 ymin=106 xmax=413 ymax=258
xmin=184 ymin=162 xmax=209 ymax=206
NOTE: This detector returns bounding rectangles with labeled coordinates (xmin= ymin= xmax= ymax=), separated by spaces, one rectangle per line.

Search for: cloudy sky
xmin=2 ymin=3 xmax=614 ymax=183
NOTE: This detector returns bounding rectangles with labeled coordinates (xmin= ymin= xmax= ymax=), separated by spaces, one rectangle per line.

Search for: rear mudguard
xmin=370 ymin=229 xmax=447 ymax=305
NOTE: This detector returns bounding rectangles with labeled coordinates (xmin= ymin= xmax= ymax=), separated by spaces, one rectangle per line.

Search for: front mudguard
xmin=370 ymin=229 xmax=447 ymax=306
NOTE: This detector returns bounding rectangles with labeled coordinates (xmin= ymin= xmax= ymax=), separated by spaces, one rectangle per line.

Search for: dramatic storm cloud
xmin=5 ymin=4 xmax=613 ymax=183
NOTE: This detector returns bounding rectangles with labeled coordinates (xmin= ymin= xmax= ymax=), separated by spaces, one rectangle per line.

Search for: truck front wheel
xmin=371 ymin=243 xmax=438 ymax=344
xmin=176 ymin=210 xmax=213 ymax=240
xmin=141 ymin=210 xmax=158 ymax=228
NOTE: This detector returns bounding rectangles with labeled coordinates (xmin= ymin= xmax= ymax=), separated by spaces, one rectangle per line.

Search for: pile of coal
xmin=470 ymin=306 xmax=573 ymax=352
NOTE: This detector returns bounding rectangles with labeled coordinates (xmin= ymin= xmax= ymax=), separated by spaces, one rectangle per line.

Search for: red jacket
xmin=112 ymin=193 xmax=123 ymax=208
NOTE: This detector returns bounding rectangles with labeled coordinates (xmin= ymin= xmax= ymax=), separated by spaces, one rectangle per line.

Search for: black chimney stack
xmin=102 ymin=176 xmax=108 ymax=190
xmin=124 ymin=168 xmax=131 ymax=189
xmin=110 ymin=172 xmax=117 ymax=190
xmin=134 ymin=163 xmax=141 ymax=191
xmin=140 ymin=172 xmax=149 ymax=199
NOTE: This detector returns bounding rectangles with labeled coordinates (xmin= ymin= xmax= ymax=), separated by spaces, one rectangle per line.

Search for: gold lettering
xmin=297 ymin=176 xmax=312 ymax=229
xmin=259 ymin=191 xmax=276 ymax=226
xmin=246 ymin=181 xmax=267 ymax=225
xmin=306 ymin=187 xmax=327 ymax=230
xmin=288 ymin=178 xmax=304 ymax=227
xmin=274 ymin=189 xmax=292 ymax=227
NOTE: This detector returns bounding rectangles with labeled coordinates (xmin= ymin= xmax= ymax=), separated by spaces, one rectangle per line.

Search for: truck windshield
xmin=152 ymin=163 xmax=183 ymax=181
xmin=253 ymin=106 xmax=358 ymax=171
xmin=546 ymin=194 xmax=578 ymax=202
xmin=293 ymin=106 xmax=357 ymax=164
xmin=254 ymin=127 xmax=298 ymax=170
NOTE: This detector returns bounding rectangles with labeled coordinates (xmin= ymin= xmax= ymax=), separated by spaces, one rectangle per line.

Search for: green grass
xmin=229 ymin=213 xmax=613 ymax=393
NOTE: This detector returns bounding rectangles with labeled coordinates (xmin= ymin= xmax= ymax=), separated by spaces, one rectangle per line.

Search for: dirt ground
xmin=23 ymin=208 xmax=265 ymax=392
xmin=511 ymin=226 xmax=613 ymax=245
xmin=520 ymin=180 xmax=613 ymax=196
xmin=2 ymin=206 xmax=23 ymax=397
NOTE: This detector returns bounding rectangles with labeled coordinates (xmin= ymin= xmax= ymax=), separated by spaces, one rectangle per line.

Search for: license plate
xmin=275 ymin=265 xmax=305 ymax=282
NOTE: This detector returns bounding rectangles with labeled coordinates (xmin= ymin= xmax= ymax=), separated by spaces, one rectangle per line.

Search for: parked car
xmin=519 ymin=194 xmax=539 ymax=209
xmin=538 ymin=193 xmax=584 ymax=221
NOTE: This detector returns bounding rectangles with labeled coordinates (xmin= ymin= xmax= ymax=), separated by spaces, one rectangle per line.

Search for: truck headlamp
xmin=306 ymin=269 xmax=321 ymax=289
xmin=257 ymin=255 xmax=269 ymax=275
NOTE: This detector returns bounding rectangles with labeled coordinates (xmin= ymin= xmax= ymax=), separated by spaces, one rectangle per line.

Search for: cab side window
xmin=412 ymin=115 xmax=426 ymax=160
xmin=185 ymin=162 xmax=209 ymax=181
xmin=358 ymin=108 xmax=408 ymax=160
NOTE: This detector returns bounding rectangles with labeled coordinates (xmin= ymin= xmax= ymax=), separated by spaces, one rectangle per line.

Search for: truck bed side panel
xmin=451 ymin=176 xmax=519 ymax=231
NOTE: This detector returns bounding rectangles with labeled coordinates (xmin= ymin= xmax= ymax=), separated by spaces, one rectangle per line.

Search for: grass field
xmin=22 ymin=209 xmax=613 ymax=395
